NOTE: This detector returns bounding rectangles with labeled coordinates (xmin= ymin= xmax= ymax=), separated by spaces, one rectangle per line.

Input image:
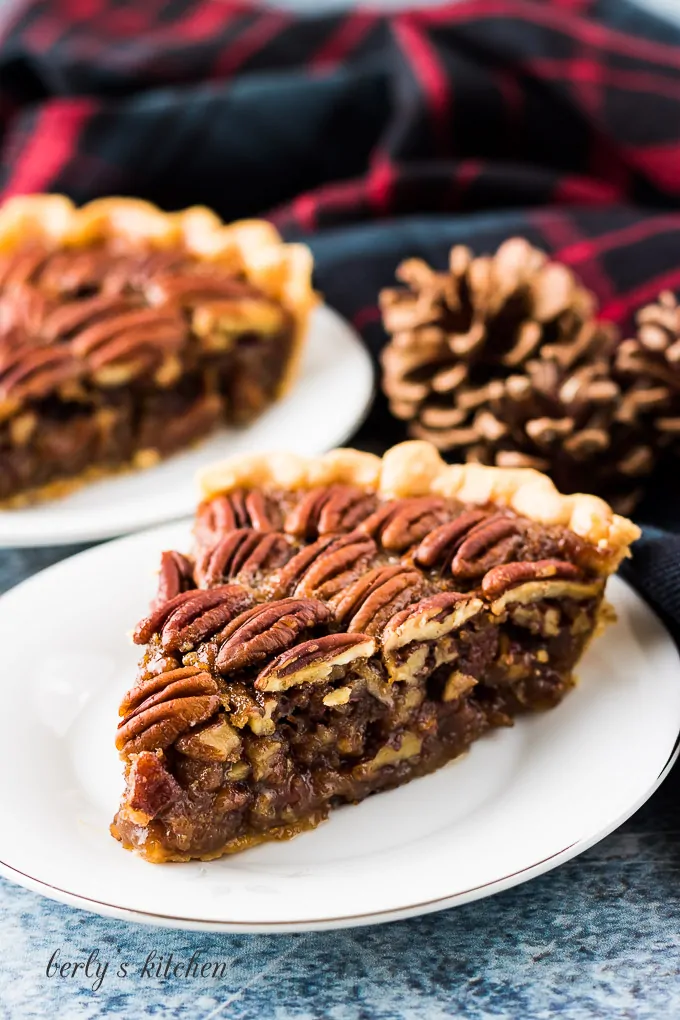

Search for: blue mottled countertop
xmin=0 ymin=544 xmax=679 ymax=1020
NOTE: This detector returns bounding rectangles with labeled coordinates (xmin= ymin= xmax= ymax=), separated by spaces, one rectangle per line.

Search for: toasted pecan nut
xmin=216 ymin=597 xmax=332 ymax=673
xmin=381 ymin=592 xmax=484 ymax=683
xmin=160 ymin=585 xmax=253 ymax=653
xmin=134 ymin=590 xmax=198 ymax=645
xmin=349 ymin=572 xmax=423 ymax=635
xmin=41 ymin=294 xmax=137 ymax=342
xmin=122 ymin=751 xmax=182 ymax=823
xmin=454 ymin=514 xmax=519 ymax=562
xmin=449 ymin=514 xmax=523 ymax=579
xmin=71 ymin=307 xmax=187 ymax=384
xmin=154 ymin=550 xmax=195 ymax=607
xmin=119 ymin=664 xmax=217 ymax=718
xmin=382 ymin=592 xmax=484 ymax=651
xmin=289 ymin=533 xmax=377 ymax=599
xmin=134 ymin=584 xmax=251 ymax=649
xmin=0 ymin=345 xmax=79 ymax=403
xmin=255 ymin=633 xmax=376 ymax=692
xmin=323 ymin=686 xmax=352 ymax=706
xmin=175 ymin=716 xmax=243 ymax=762
xmin=443 ymin=671 xmax=478 ymax=702
xmin=196 ymin=529 xmax=292 ymax=586
xmin=0 ymin=282 xmax=49 ymax=336
xmin=36 ymin=245 xmax=122 ymax=294
xmin=271 ymin=535 xmax=337 ymax=595
xmin=146 ymin=269 xmax=264 ymax=306
xmin=0 ymin=246 xmax=48 ymax=288
xmin=244 ymin=490 xmax=281 ymax=532
xmin=70 ymin=308 xmax=183 ymax=357
xmin=353 ymin=731 xmax=423 ymax=779
xmin=117 ymin=695 xmax=221 ymax=757
xmin=194 ymin=490 xmax=280 ymax=547
xmin=332 ymin=564 xmax=408 ymax=622
xmin=0 ymin=289 xmax=41 ymax=343
xmin=220 ymin=680 xmax=277 ymax=735
xmin=481 ymin=559 xmax=583 ymax=600
xmin=9 ymin=411 xmax=37 ymax=447
xmin=284 ymin=485 xmax=377 ymax=538
xmin=195 ymin=497 xmax=236 ymax=546
xmin=489 ymin=576 xmax=603 ymax=615
xmin=284 ymin=487 xmax=342 ymax=537
xmin=192 ymin=297 xmax=285 ymax=348
xmin=414 ymin=509 xmax=488 ymax=568
xmin=333 ymin=564 xmax=424 ymax=636
xmin=116 ymin=666 xmax=221 ymax=756
xmin=359 ymin=497 xmax=450 ymax=551
xmin=316 ymin=488 xmax=377 ymax=535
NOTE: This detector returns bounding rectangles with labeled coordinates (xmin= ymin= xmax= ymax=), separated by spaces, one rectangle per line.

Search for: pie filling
xmin=112 ymin=482 xmax=611 ymax=862
xmin=0 ymin=242 xmax=295 ymax=502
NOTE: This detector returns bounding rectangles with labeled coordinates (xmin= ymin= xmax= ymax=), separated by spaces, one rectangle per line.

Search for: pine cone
xmin=379 ymin=239 xmax=655 ymax=513
xmin=616 ymin=291 xmax=680 ymax=450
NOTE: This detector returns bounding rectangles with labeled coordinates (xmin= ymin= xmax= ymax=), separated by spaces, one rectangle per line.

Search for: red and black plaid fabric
xmin=2 ymin=0 xmax=680 ymax=231
xmin=2 ymin=0 xmax=680 ymax=625
xmin=2 ymin=0 xmax=680 ymax=316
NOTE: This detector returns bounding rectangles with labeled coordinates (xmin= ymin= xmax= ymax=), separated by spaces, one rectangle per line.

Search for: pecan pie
xmin=111 ymin=441 xmax=639 ymax=862
xmin=0 ymin=195 xmax=314 ymax=504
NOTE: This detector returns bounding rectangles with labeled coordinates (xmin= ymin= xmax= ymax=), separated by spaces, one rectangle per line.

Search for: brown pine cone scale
xmin=379 ymin=238 xmax=663 ymax=512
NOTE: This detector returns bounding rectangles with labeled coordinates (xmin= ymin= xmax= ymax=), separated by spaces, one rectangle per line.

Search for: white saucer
xmin=0 ymin=305 xmax=373 ymax=547
xmin=0 ymin=522 xmax=677 ymax=932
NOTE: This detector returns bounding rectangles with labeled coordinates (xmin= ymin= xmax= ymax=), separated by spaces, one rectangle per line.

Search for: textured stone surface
xmin=0 ymin=544 xmax=679 ymax=1020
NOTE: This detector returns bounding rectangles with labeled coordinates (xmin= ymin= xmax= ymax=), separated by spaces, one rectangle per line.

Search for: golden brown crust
xmin=0 ymin=194 xmax=316 ymax=400
xmin=198 ymin=440 xmax=640 ymax=569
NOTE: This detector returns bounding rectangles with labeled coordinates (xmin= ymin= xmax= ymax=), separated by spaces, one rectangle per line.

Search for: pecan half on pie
xmin=111 ymin=441 xmax=639 ymax=862
xmin=0 ymin=195 xmax=313 ymax=504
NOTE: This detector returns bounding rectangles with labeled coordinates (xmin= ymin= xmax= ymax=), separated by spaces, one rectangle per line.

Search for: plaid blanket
xmin=1 ymin=0 xmax=680 ymax=628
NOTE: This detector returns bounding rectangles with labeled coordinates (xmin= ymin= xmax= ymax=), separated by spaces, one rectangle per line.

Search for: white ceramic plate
xmin=0 ymin=305 xmax=373 ymax=548
xmin=0 ymin=523 xmax=678 ymax=933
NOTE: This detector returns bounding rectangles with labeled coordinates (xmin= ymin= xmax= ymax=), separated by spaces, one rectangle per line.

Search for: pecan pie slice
xmin=111 ymin=441 xmax=639 ymax=862
xmin=0 ymin=195 xmax=314 ymax=504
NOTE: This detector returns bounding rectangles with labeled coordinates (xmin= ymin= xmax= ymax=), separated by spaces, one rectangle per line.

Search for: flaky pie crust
xmin=0 ymin=194 xmax=316 ymax=398
xmin=199 ymin=440 xmax=640 ymax=569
